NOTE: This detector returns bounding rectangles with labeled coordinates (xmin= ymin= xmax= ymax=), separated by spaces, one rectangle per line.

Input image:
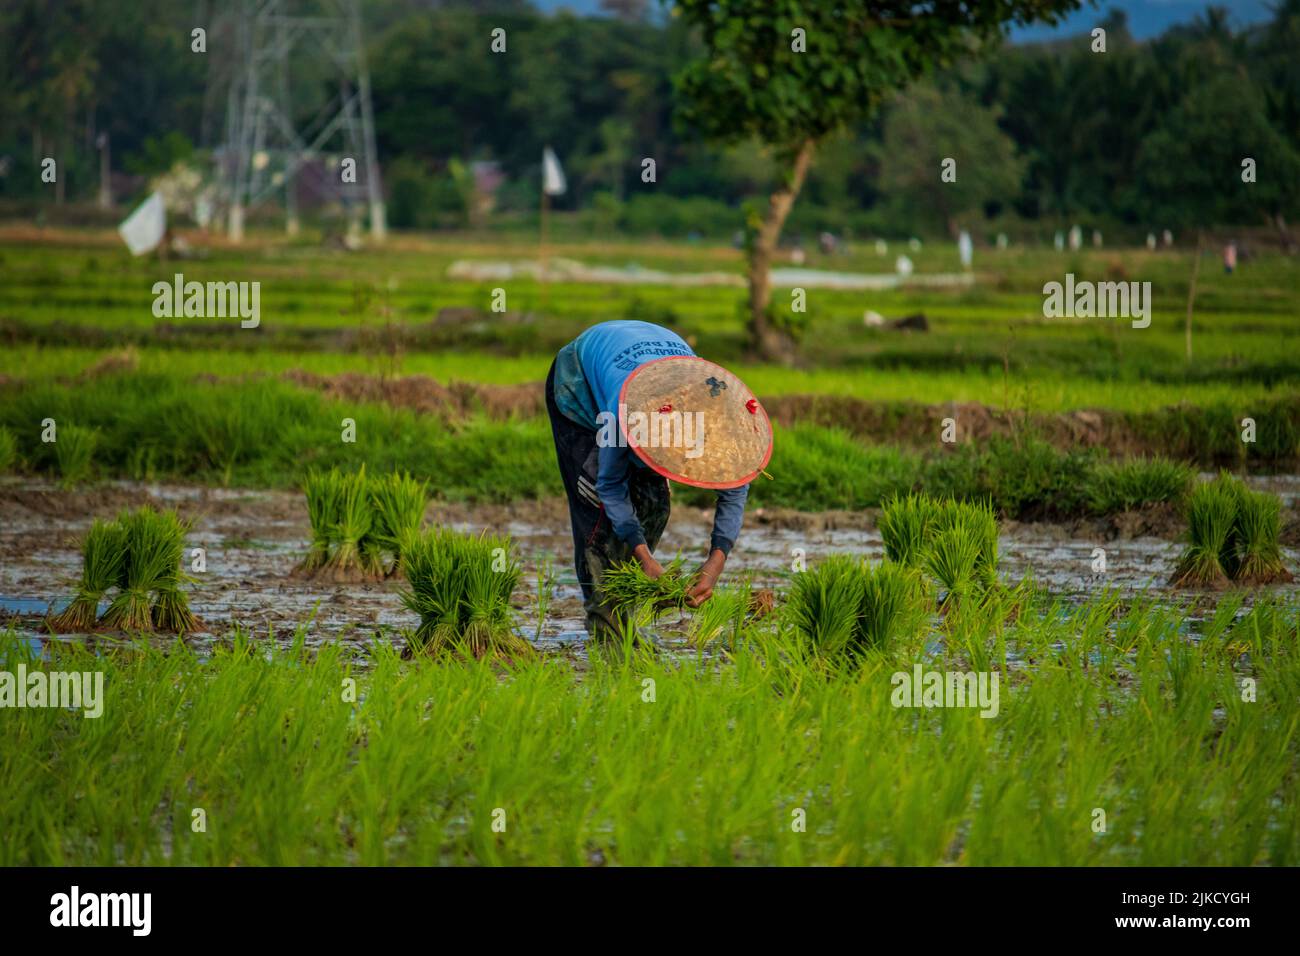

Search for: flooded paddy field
xmin=4 ymin=477 xmax=1298 ymax=654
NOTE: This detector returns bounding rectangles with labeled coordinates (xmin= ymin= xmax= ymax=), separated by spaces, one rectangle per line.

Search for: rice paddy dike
xmin=2 ymin=229 xmax=1299 ymax=865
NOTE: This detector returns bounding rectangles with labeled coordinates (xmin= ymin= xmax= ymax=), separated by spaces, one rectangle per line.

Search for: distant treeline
xmin=2 ymin=0 xmax=1297 ymax=238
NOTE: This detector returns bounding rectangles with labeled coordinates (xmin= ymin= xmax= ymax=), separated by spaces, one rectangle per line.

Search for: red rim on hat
xmin=617 ymin=356 xmax=773 ymax=490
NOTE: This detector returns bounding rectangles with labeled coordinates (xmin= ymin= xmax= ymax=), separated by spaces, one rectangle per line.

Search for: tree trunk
xmin=747 ymin=138 xmax=816 ymax=362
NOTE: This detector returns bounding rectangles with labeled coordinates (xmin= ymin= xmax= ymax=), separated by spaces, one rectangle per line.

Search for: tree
xmin=673 ymin=0 xmax=1083 ymax=360
xmin=1134 ymin=72 xmax=1300 ymax=232
xmin=875 ymin=82 xmax=1023 ymax=237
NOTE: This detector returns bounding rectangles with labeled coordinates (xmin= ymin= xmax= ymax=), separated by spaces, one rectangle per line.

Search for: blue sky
xmin=537 ymin=1 xmax=1276 ymax=41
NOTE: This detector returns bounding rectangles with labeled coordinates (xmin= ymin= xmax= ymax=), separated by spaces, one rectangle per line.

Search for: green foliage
xmin=0 ymin=426 xmax=15 ymax=473
xmin=1085 ymin=457 xmax=1194 ymax=515
xmin=55 ymin=424 xmax=98 ymax=488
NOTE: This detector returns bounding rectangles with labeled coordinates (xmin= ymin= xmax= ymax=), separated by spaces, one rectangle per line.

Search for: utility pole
xmin=217 ymin=0 xmax=386 ymax=243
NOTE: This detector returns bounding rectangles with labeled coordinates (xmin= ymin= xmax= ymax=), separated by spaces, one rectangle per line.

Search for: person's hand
xmin=686 ymin=549 xmax=727 ymax=608
xmin=633 ymin=544 xmax=664 ymax=580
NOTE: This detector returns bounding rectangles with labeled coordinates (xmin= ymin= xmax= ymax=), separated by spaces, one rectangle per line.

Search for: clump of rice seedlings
xmin=150 ymin=515 xmax=198 ymax=633
xmin=297 ymin=467 xmax=428 ymax=580
xmin=0 ymin=426 xmax=16 ymax=473
xmin=924 ymin=523 xmax=983 ymax=607
xmin=879 ymin=494 xmax=1000 ymax=595
xmin=324 ymin=466 xmax=378 ymax=578
xmin=603 ymin=556 xmax=694 ymax=615
xmin=689 ymin=581 xmax=752 ymax=649
xmin=298 ymin=468 xmax=343 ymax=575
xmin=878 ymin=493 xmax=938 ymax=566
xmin=399 ymin=526 xmax=530 ymax=660
xmin=1233 ymin=488 xmax=1293 ymax=585
xmin=1170 ymin=479 xmax=1237 ymax=589
xmin=101 ymin=507 xmax=192 ymax=632
xmin=786 ymin=555 xmax=916 ymax=660
xmin=1085 ymin=457 xmax=1193 ymax=514
xmin=55 ymin=424 xmax=98 ymax=488
xmin=48 ymin=519 xmax=126 ymax=632
xmin=367 ymin=471 xmax=428 ymax=576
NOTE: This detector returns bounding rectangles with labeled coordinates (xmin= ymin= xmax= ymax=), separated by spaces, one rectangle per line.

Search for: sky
xmin=535 ymin=1 xmax=1277 ymax=40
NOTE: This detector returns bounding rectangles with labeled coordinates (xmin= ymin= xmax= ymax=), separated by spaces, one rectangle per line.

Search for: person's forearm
xmin=711 ymin=485 xmax=749 ymax=555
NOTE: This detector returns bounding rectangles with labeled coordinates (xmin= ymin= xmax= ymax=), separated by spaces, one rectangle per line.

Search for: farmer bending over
xmin=545 ymin=319 xmax=773 ymax=638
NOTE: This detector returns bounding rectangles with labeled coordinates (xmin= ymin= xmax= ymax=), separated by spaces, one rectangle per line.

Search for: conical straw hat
xmin=618 ymin=356 xmax=773 ymax=489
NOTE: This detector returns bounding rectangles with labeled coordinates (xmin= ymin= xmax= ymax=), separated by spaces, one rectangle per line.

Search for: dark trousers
xmin=545 ymin=360 xmax=671 ymax=636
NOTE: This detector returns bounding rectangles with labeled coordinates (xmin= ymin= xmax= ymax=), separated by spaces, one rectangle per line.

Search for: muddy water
xmin=2 ymin=478 xmax=1297 ymax=652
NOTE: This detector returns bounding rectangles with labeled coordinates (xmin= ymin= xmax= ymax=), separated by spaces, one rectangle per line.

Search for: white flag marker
xmin=542 ymin=147 xmax=567 ymax=197
xmin=118 ymin=192 xmax=167 ymax=256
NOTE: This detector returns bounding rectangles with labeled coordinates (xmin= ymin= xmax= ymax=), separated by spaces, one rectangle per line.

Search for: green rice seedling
xmin=786 ymin=556 xmax=917 ymax=660
xmin=878 ymin=493 xmax=938 ymax=566
xmin=1171 ymin=479 xmax=1237 ymax=588
xmin=150 ymin=514 xmax=197 ymax=633
xmin=1085 ymin=457 xmax=1193 ymax=514
xmin=688 ymin=580 xmax=751 ymax=650
xmin=925 ymin=523 xmax=983 ymax=607
xmin=786 ymin=554 xmax=865 ymax=658
xmin=858 ymin=561 xmax=919 ymax=652
xmin=1234 ymin=489 xmax=1293 ymax=585
xmin=55 ymin=424 xmax=98 ymax=488
xmin=297 ymin=467 xmax=342 ymax=574
xmin=323 ymin=465 xmax=379 ymax=579
xmin=1211 ymin=471 xmax=1249 ymax=579
xmin=603 ymin=556 xmax=694 ymax=615
xmin=927 ymin=498 xmax=1000 ymax=592
xmin=0 ymin=426 xmax=16 ymax=473
xmin=101 ymin=507 xmax=189 ymax=632
xmin=367 ymin=471 xmax=428 ymax=576
xmin=48 ymin=518 xmax=126 ymax=632
xmin=399 ymin=526 xmax=529 ymax=660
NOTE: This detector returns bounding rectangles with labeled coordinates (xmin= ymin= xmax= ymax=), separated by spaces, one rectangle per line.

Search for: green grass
xmin=1085 ymin=457 xmax=1194 ymax=515
xmin=5 ymin=586 xmax=1298 ymax=865
xmin=1 ymin=237 xmax=1297 ymax=416
xmin=54 ymin=423 xmax=98 ymax=488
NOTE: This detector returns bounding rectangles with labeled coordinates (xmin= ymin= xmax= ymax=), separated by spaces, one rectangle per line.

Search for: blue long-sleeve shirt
xmin=554 ymin=320 xmax=750 ymax=555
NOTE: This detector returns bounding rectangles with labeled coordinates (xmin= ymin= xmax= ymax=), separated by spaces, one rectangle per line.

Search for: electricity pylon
xmin=218 ymin=0 xmax=385 ymax=241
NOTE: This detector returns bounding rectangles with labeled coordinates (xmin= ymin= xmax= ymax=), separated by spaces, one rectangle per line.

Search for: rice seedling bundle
xmin=399 ymin=526 xmax=529 ymax=660
xmin=48 ymin=519 xmax=126 ymax=632
xmin=297 ymin=467 xmax=428 ymax=580
xmin=51 ymin=507 xmax=195 ymax=633
xmin=101 ymin=507 xmax=193 ymax=632
xmin=878 ymin=493 xmax=939 ymax=566
xmin=367 ymin=471 xmax=429 ymax=575
xmin=299 ymin=468 xmax=343 ymax=574
xmin=1171 ymin=479 xmax=1238 ymax=588
xmin=880 ymin=493 xmax=1000 ymax=595
xmin=1234 ymin=489 xmax=1293 ymax=585
xmin=603 ymin=556 xmax=694 ymax=615
xmin=55 ymin=424 xmax=98 ymax=488
xmin=324 ymin=465 xmax=377 ymax=578
xmin=786 ymin=555 xmax=916 ymax=659
xmin=933 ymin=498 xmax=1000 ymax=591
